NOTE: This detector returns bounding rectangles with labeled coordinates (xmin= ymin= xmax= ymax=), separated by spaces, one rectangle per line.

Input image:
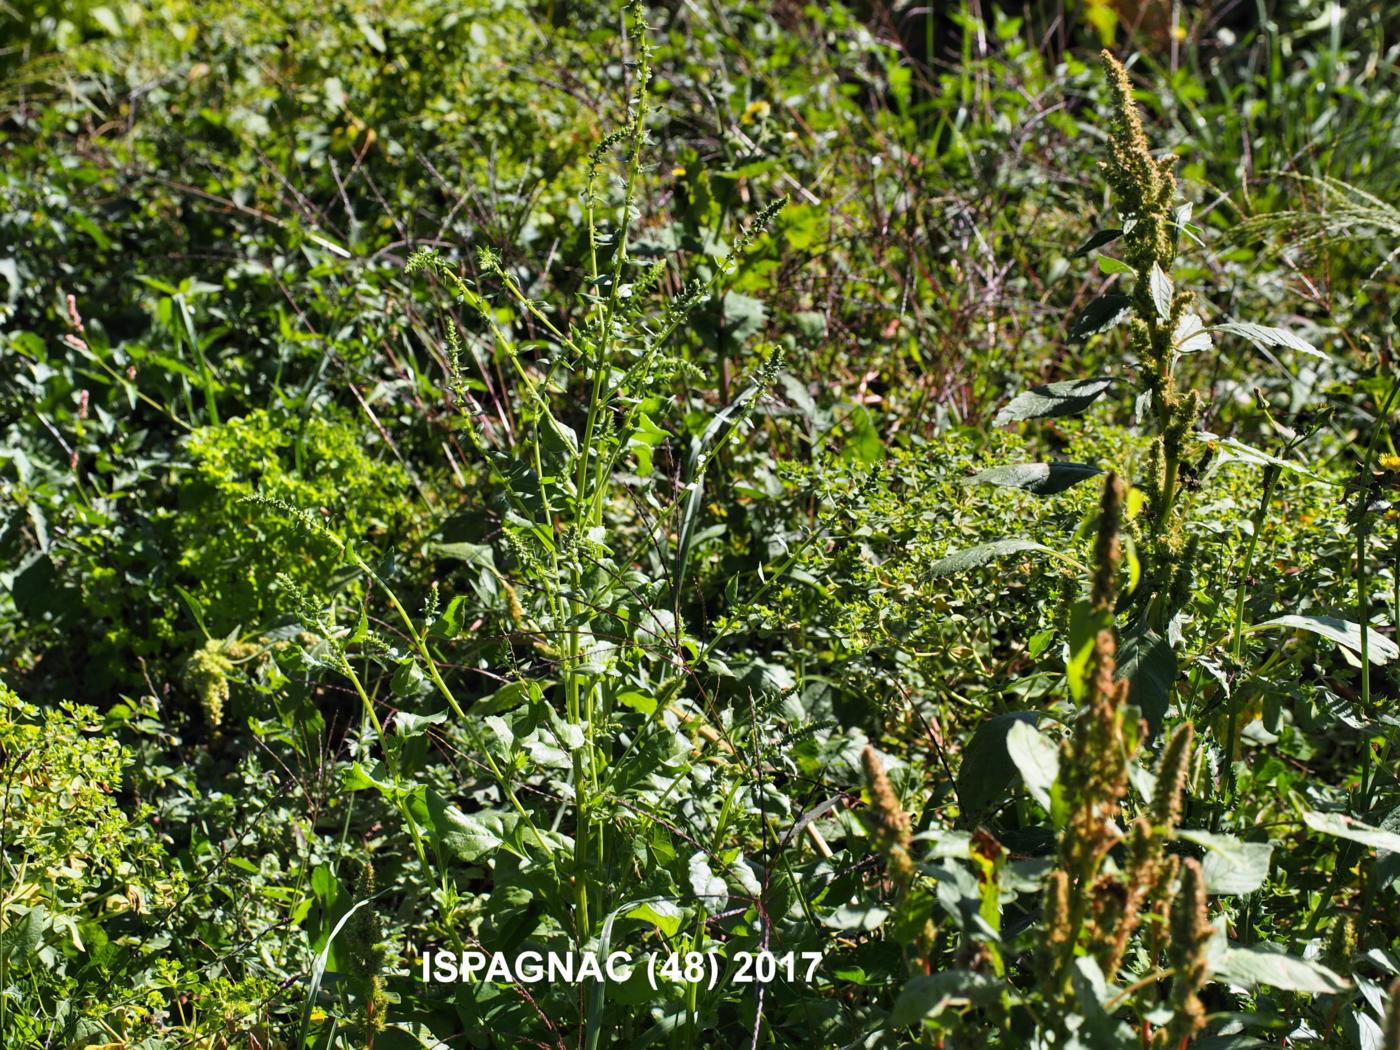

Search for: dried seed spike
xmin=1150 ymin=722 xmax=1195 ymax=830
xmin=1162 ymin=858 xmax=1211 ymax=1045
xmin=862 ymin=745 xmax=914 ymax=888
xmin=1091 ymin=473 xmax=1124 ymax=613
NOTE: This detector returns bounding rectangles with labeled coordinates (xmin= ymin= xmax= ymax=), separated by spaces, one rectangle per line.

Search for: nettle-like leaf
xmin=994 ymin=376 xmax=1114 ymax=425
xmin=971 ymin=462 xmax=1103 ymax=496
xmin=1212 ymin=321 xmax=1326 ymax=360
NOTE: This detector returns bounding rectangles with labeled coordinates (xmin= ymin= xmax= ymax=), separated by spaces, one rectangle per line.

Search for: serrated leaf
xmin=1251 ymin=614 xmax=1398 ymax=665
xmin=994 ymin=376 xmax=1114 ymax=425
xmin=1303 ymin=811 xmax=1400 ymax=853
xmin=1177 ymin=830 xmax=1273 ymax=895
xmin=971 ymin=462 xmax=1102 ymax=496
xmin=1068 ymin=294 xmax=1133 ymax=341
xmin=1005 ymin=720 xmax=1058 ymax=809
xmin=1149 ymin=262 xmax=1173 ymax=320
xmin=925 ymin=538 xmax=1055 ymax=578
xmin=1212 ymin=321 xmax=1326 ymax=360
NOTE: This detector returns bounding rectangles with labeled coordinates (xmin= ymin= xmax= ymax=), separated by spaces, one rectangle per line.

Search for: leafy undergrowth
xmin=3 ymin=1 xmax=1400 ymax=1047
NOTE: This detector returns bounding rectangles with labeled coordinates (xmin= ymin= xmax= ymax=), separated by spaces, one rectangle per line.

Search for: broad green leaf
xmin=1068 ymin=294 xmax=1132 ymax=341
xmin=1303 ymin=811 xmax=1400 ymax=853
xmin=425 ymin=791 xmax=505 ymax=862
xmin=1005 ymin=720 xmax=1058 ymax=809
xmin=1212 ymin=943 xmax=1349 ymax=994
xmin=994 ymin=376 xmax=1114 ymax=425
xmin=1070 ymin=228 xmax=1124 ymax=258
xmin=0 ymin=905 xmax=45 ymax=963
xmin=957 ymin=712 xmax=1045 ymax=814
xmin=971 ymin=462 xmax=1102 ymax=496
xmin=1251 ymin=615 xmax=1398 ymax=665
xmin=1212 ymin=321 xmax=1324 ymax=360
xmin=890 ymin=971 xmax=1000 ymax=1025
xmin=1177 ymin=830 xmax=1273 ymax=895
xmin=427 ymin=595 xmax=468 ymax=639
xmin=624 ymin=900 xmax=684 ymax=938
xmin=1098 ymin=256 xmax=1133 ymax=275
xmin=688 ymin=852 xmax=728 ymax=914
xmin=1149 ymin=261 xmax=1173 ymax=319
xmin=1173 ymin=311 xmax=1213 ymax=354
xmin=925 ymin=538 xmax=1056 ymax=578
xmin=432 ymin=542 xmax=495 ymax=568
xmin=393 ymin=710 xmax=448 ymax=737
xmin=1117 ymin=628 xmax=1175 ymax=731
xmin=1066 ymin=600 xmax=1113 ymax=704
xmin=616 ymin=690 xmax=657 ymax=715
xmin=821 ymin=903 xmax=888 ymax=931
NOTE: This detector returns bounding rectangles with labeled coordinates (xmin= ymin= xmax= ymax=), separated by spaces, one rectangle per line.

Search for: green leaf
xmin=616 ymin=690 xmax=657 ymax=715
xmin=428 ymin=595 xmax=468 ymax=639
xmin=393 ymin=710 xmax=448 ymax=737
xmin=993 ymin=377 xmax=1114 ymax=425
xmin=1117 ymin=628 xmax=1175 ymax=731
xmin=957 ymin=712 xmax=1045 ymax=814
xmin=1066 ymin=600 xmax=1113 ymax=704
xmin=1070 ymin=228 xmax=1124 ymax=258
xmin=425 ymin=791 xmax=505 ymax=862
xmin=1212 ymin=942 xmax=1349 ymax=994
xmin=1250 ymin=615 xmax=1399 ymax=665
xmin=687 ymin=852 xmax=728 ymax=915
xmin=625 ymin=900 xmax=684 ymax=938
xmin=1212 ymin=321 xmax=1325 ymax=360
xmin=1173 ymin=312 xmax=1213 ymax=354
xmin=1302 ymin=811 xmax=1400 ymax=853
xmin=0 ymin=905 xmax=45 ymax=963
xmin=971 ymin=462 xmax=1102 ymax=496
xmin=890 ymin=971 xmax=1000 ymax=1025
xmin=1068 ymin=294 xmax=1132 ymax=341
xmin=432 ymin=542 xmax=495 ymax=568
xmin=821 ymin=903 xmax=889 ymax=931
xmin=925 ymin=539 xmax=1056 ymax=578
xmin=1005 ymin=720 xmax=1058 ymax=809
xmin=1176 ymin=830 xmax=1273 ymax=895
xmin=1097 ymin=256 xmax=1133 ymax=275
xmin=1149 ymin=261 xmax=1173 ymax=320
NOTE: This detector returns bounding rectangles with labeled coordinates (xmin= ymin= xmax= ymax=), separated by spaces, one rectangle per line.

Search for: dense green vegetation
xmin=4 ymin=0 xmax=1400 ymax=1045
